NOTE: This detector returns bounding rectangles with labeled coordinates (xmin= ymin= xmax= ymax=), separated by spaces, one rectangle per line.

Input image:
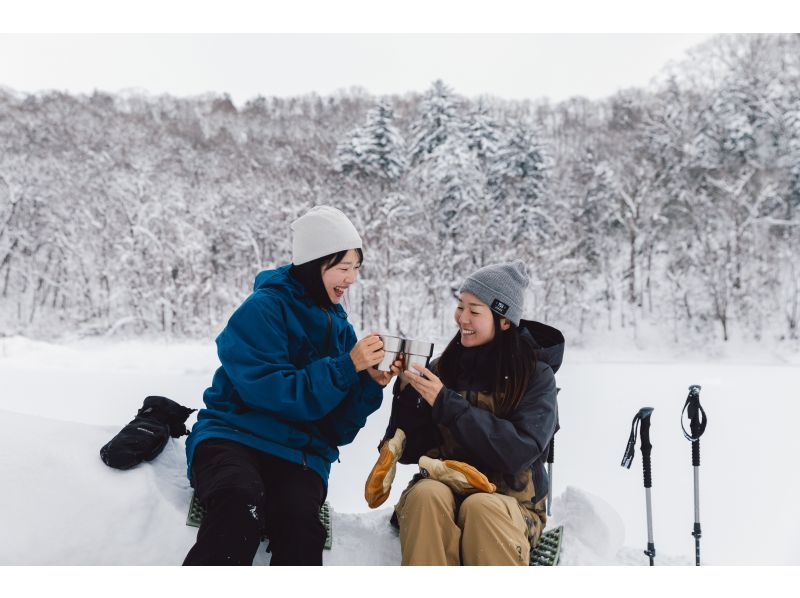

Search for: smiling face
xmin=454 ymin=291 xmax=510 ymax=347
xmin=455 ymin=293 xmax=495 ymax=347
xmin=321 ymin=249 xmax=361 ymax=304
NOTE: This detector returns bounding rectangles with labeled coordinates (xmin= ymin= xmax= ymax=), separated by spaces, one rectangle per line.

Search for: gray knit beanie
xmin=458 ymin=260 xmax=530 ymax=326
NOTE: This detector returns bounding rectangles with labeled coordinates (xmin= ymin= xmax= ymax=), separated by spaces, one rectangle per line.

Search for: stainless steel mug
xmin=403 ymin=339 xmax=434 ymax=375
xmin=377 ymin=335 xmax=405 ymax=371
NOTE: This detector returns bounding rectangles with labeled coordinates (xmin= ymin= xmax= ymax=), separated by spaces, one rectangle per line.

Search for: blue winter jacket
xmin=185 ymin=264 xmax=385 ymax=487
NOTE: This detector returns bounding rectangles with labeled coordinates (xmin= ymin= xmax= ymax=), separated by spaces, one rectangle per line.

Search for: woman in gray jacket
xmin=365 ymin=260 xmax=564 ymax=565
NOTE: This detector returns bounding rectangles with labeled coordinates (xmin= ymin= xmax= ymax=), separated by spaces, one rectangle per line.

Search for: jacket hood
xmin=519 ymin=320 xmax=565 ymax=374
xmin=254 ymin=264 xmax=294 ymax=292
xmin=253 ymin=264 xmax=348 ymax=319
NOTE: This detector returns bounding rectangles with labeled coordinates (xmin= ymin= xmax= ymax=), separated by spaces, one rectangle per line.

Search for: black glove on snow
xmin=100 ymin=395 xmax=196 ymax=470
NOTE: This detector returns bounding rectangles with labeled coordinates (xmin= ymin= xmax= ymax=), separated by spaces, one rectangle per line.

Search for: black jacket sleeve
xmin=431 ymin=361 xmax=558 ymax=474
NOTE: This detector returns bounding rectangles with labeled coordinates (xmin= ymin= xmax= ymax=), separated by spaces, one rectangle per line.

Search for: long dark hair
xmin=289 ymin=248 xmax=364 ymax=308
xmin=437 ymin=313 xmax=537 ymax=418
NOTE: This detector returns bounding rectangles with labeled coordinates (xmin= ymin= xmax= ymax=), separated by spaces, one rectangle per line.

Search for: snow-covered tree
xmin=408 ymin=80 xmax=462 ymax=167
xmin=335 ymin=101 xmax=407 ymax=187
xmin=489 ymin=119 xmax=552 ymax=258
xmin=465 ymin=100 xmax=501 ymax=170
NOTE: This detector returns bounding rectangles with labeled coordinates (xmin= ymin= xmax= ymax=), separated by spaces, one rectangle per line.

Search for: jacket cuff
xmin=332 ymin=353 xmax=360 ymax=388
xmin=359 ymin=370 xmax=385 ymax=398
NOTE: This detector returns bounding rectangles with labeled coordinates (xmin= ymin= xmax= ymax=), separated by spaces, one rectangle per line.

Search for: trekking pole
xmin=621 ymin=407 xmax=656 ymax=566
xmin=681 ymin=384 xmax=707 ymax=566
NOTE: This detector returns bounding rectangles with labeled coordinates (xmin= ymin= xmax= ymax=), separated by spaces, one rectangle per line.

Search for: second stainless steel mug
xmin=377 ymin=335 xmax=434 ymax=372
xmin=403 ymin=339 xmax=435 ymax=375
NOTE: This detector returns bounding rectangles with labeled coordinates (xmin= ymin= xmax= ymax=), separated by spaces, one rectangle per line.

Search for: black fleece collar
xmin=456 ymin=341 xmax=496 ymax=389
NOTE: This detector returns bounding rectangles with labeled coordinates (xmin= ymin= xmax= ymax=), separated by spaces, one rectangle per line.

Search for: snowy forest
xmin=1 ymin=33 xmax=799 ymax=345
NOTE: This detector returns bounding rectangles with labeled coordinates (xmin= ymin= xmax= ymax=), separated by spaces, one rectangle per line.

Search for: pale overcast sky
xmin=0 ymin=33 xmax=715 ymax=105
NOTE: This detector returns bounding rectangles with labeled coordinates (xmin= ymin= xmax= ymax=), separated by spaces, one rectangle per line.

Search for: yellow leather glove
xmin=418 ymin=456 xmax=496 ymax=495
xmin=364 ymin=429 xmax=406 ymax=508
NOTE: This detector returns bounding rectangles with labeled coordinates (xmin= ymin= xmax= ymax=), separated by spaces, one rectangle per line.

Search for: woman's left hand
xmin=403 ymin=365 xmax=444 ymax=406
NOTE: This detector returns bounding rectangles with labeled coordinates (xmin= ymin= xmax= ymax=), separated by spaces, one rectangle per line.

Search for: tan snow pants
xmin=394 ymin=479 xmax=530 ymax=566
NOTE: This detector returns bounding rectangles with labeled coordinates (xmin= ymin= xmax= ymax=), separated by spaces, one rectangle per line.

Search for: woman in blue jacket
xmin=184 ymin=206 xmax=400 ymax=566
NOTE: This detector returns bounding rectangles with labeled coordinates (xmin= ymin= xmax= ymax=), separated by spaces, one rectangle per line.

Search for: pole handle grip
xmin=621 ymin=407 xmax=654 ymax=469
xmin=640 ymin=410 xmax=653 ymax=488
xmin=692 ymin=438 xmax=700 ymax=466
xmin=682 ymin=384 xmax=707 ymax=442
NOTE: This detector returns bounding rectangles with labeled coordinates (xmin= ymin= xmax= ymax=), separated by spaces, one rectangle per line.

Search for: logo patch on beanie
xmin=491 ymin=299 xmax=509 ymax=315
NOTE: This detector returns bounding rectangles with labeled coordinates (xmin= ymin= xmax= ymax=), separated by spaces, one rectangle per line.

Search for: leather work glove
xmin=418 ymin=456 xmax=496 ymax=495
xmin=364 ymin=428 xmax=407 ymax=508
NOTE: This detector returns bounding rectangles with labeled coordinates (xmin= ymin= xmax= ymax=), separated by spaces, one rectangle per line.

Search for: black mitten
xmin=100 ymin=395 xmax=196 ymax=470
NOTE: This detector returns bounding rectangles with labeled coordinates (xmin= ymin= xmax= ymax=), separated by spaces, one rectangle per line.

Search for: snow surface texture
xmin=1 ymin=336 xmax=798 ymax=565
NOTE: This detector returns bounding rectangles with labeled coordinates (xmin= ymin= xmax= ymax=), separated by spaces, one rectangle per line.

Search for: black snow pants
xmin=183 ymin=438 xmax=327 ymax=566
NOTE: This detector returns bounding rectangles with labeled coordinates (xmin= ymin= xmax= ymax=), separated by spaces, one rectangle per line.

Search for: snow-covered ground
xmin=1 ymin=334 xmax=798 ymax=565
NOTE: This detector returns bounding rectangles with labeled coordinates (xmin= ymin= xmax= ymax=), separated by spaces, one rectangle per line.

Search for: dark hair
xmin=436 ymin=312 xmax=537 ymax=418
xmin=289 ymin=248 xmax=364 ymax=308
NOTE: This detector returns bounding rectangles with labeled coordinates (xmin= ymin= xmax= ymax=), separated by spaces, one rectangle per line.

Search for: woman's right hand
xmin=402 ymin=365 xmax=444 ymax=407
xmin=350 ymin=333 xmax=385 ymax=372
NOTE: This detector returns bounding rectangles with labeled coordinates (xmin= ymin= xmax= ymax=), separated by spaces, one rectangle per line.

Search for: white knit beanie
xmin=291 ymin=206 xmax=363 ymax=265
